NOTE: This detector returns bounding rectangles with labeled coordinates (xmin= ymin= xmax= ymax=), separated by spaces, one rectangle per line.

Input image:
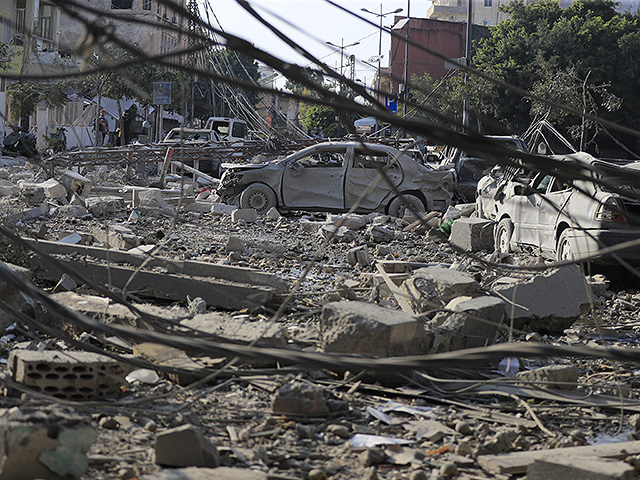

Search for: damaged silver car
xmin=477 ymin=152 xmax=640 ymax=263
xmin=217 ymin=141 xmax=455 ymax=215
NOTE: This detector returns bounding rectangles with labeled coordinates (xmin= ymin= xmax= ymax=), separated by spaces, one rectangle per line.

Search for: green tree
xmin=301 ymin=104 xmax=339 ymax=137
xmin=470 ymin=0 xmax=640 ymax=149
xmin=7 ymin=81 xmax=67 ymax=126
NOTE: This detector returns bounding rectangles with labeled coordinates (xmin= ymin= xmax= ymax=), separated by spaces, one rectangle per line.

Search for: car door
xmin=537 ymin=176 xmax=572 ymax=253
xmin=281 ymin=146 xmax=348 ymax=209
xmin=512 ymin=174 xmax=548 ymax=247
xmin=344 ymin=147 xmax=402 ymax=210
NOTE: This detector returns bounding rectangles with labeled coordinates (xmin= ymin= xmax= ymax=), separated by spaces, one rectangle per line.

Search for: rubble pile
xmin=0 ymin=161 xmax=639 ymax=479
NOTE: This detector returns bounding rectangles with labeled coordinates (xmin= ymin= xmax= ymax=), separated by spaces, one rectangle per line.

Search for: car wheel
xmin=240 ymin=183 xmax=277 ymax=215
xmin=494 ymin=218 xmax=513 ymax=255
xmin=556 ymin=229 xmax=574 ymax=261
xmin=388 ymin=194 xmax=425 ymax=218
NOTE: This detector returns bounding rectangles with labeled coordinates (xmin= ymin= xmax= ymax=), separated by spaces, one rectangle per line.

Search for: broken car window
xmin=297 ymin=151 xmax=346 ymax=167
xmin=354 ymin=150 xmax=389 ymax=169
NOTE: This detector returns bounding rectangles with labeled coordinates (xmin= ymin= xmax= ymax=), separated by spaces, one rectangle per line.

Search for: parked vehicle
xmin=478 ymin=151 xmax=640 ymax=264
xmin=216 ymin=141 xmax=455 ymax=215
xmin=2 ymin=126 xmax=37 ymax=158
xmin=160 ymin=128 xmax=221 ymax=145
xmin=441 ymin=135 xmax=529 ymax=202
xmin=203 ymin=117 xmax=247 ymax=142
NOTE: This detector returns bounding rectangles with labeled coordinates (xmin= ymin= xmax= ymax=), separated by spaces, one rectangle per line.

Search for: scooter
xmin=3 ymin=126 xmax=37 ymax=158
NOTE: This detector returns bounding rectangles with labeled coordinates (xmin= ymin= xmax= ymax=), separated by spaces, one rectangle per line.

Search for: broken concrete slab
xmin=18 ymin=184 xmax=45 ymax=204
xmin=516 ymin=365 xmax=579 ymax=390
xmin=9 ymin=350 xmax=134 ymax=401
xmin=320 ymin=224 xmax=355 ymax=243
xmin=321 ymin=301 xmax=429 ymax=356
xmin=143 ymin=467 xmax=268 ymax=480
xmin=133 ymin=189 xmax=175 ymax=216
xmin=272 ymin=381 xmax=329 ymax=416
xmin=155 ymin=424 xmax=220 ymax=468
xmin=366 ymin=225 xmax=396 ymax=243
xmin=450 ymin=217 xmax=494 ymax=252
xmin=39 ymin=178 xmax=68 ymax=199
xmin=265 ymin=207 xmax=281 ymax=220
xmin=85 ymin=196 xmax=126 ymax=218
xmin=527 ymin=456 xmax=634 ymax=480
xmin=0 ymin=413 xmax=97 ymax=480
xmin=132 ymin=343 xmax=210 ymax=386
xmin=491 ymin=265 xmax=591 ymax=334
xmin=400 ymin=266 xmax=478 ymax=313
xmin=428 ymin=295 xmax=505 ymax=352
xmin=477 ymin=440 xmax=640 ymax=475
xmin=210 ymin=203 xmax=237 ymax=216
xmin=327 ymin=213 xmax=368 ymax=230
xmin=92 ymin=225 xmax=142 ymax=250
xmin=225 ymin=236 xmax=245 ymax=253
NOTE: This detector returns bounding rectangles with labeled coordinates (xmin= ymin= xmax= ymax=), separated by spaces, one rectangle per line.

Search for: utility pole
xmin=463 ymin=0 xmax=473 ymax=130
xmin=326 ymin=39 xmax=360 ymax=94
xmin=402 ymin=0 xmax=411 ymax=118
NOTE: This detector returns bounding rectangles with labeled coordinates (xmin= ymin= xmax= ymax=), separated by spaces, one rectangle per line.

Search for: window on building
xmin=111 ymin=0 xmax=133 ymax=9
xmin=14 ymin=0 xmax=26 ymax=44
xmin=39 ymin=4 xmax=53 ymax=41
xmin=143 ymin=0 xmax=151 ymax=10
xmin=484 ymin=0 xmax=492 ymax=6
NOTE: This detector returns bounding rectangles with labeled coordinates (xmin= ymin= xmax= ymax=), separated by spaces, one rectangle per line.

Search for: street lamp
xmin=361 ymin=5 xmax=403 ymax=103
xmin=326 ymin=39 xmax=360 ymax=91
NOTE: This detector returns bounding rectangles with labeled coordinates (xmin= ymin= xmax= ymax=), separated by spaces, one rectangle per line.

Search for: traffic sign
xmin=153 ymin=82 xmax=171 ymax=104
xmin=385 ymin=95 xmax=398 ymax=114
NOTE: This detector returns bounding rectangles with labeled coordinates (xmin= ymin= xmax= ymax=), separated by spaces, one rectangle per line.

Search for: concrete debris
xmin=516 ymin=365 xmax=579 ymax=390
xmin=0 ymin=261 xmax=33 ymax=329
xmin=528 ymin=456 xmax=634 ymax=480
xmin=52 ymin=204 xmax=89 ymax=219
xmin=210 ymin=203 xmax=237 ymax=215
xmin=428 ymin=295 xmax=505 ymax=352
xmin=52 ymin=273 xmax=77 ymax=293
xmin=92 ymin=225 xmax=142 ymax=250
xmin=321 ymin=301 xmax=429 ymax=356
xmin=347 ymin=245 xmax=371 ymax=267
xmin=265 ymin=206 xmax=281 ymax=220
xmin=155 ymin=424 xmax=220 ymax=468
xmin=366 ymin=224 xmax=396 ymax=243
xmin=492 ymin=265 xmax=591 ymax=333
xmin=59 ymin=170 xmax=92 ymax=197
xmin=133 ymin=189 xmax=175 ymax=216
xmin=143 ymin=467 xmax=268 ymax=480
xmin=225 ymin=235 xmax=246 ymax=253
xmin=8 ymin=350 xmax=134 ymax=401
xmin=19 ymin=184 xmax=45 ymax=204
xmin=327 ymin=213 xmax=367 ymax=230
xmin=272 ymin=381 xmax=329 ymax=416
xmin=231 ymin=208 xmax=258 ymax=223
xmin=450 ymin=217 xmax=494 ymax=252
xmin=85 ymin=196 xmax=127 ymax=218
xmin=320 ymin=224 xmax=355 ymax=243
xmin=400 ymin=266 xmax=479 ymax=313
xmin=0 ymin=411 xmax=97 ymax=480
xmin=39 ymin=178 xmax=68 ymax=199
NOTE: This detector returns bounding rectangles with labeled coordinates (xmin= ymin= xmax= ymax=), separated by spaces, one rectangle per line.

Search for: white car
xmin=482 ymin=152 xmax=640 ymax=263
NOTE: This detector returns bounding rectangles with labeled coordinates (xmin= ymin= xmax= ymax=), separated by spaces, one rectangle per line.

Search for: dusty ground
xmin=1 ymin=159 xmax=640 ymax=480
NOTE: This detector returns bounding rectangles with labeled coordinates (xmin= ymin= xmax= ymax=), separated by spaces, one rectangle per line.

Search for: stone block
xmin=52 ymin=205 xmax=89 ymax=219
xmin=155 ymin=424 xmax=220 ymax=468
xmin=527 ymin=457 xmax=634 ymax=480
xmin=272 ymin=381 xmax=328 ymax=416
xmin=321 ymin=301 xmax=429 ymax=356
xmin=428 ymin=295 xmax=505 ymax=352
xmin=492 ymin=265 xmax=590 ymax=334
xmin=516 ymin=365 xmax=579 ymax=390
xmin=210 ymin=203 xmax=237 ymax=216
xmin=300 ymin=220 xmax=328 ymax=233
xmin=39 ymin=179 xmax=67 ymax=199
xmin=231 ymin=208 xmax=257 ymax=223
xmin=85 ymin=196 xmax=126 ymax=218
xmin=225 ymin=235 xmax=245 ymax=253
xmin=0 ymin=414 xmax=97 ymax=480
xmin=347 ymin=246 xmax=371 ymax=267
xmin=9 ymin=350 xmax=134 ymax=401
xmin=133 ymin=189 xmax=175 ymax=217
xmin=366 ymin=225 xmax=396 ymax=243
xmin=327 ymin=213 xmax=367 ymax=230
xmin=59 ymin=171 xmax=92 ymax=197
xmin=401 ymin=266 xmax=478 ymax=313
xmin=320 ymin=225 xmax=355 ymax=243
xmin=450 ymin=217 xmax=494 ymax=252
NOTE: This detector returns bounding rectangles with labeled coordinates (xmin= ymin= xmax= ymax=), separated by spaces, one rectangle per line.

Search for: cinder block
xmin=347 ymin=246 xmax=371 ymax=267
xmin=19 ymin=185 xmax=45 ymax=205
xmin=92 ymin=225 xmax=142 ymax=250
xmin=210 ymin=203 xmax=237 ymax=216
xmin=59 ymin=171 xmax=92 ymax=197
xmin=40 ymin=178 xmax=67 ymax=199
xmin=231 ymin=208 xmax=257 ymax=223
xmin=450 ymin=217 xmax=494 ymax=252
xmin=401 ymin=266 xmax=478 ymax=312
xmin=9 ymin=350 xmax=134 ymax=401
xmin=155 ymin=424 xmax=220 ymax=468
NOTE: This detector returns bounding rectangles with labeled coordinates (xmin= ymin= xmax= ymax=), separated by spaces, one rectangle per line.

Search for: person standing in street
xmin=95 ymin=109 xmax=108 ymax=146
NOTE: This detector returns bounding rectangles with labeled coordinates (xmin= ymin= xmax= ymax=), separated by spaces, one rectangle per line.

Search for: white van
xmin=203 ymin=117 xmax=247 ymax=142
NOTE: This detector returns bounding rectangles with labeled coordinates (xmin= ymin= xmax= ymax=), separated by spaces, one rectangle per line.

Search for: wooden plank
xmin=478 ymin=440 xmax=640 ymax=474
xmin=24 ymin=239 xmax=287 ymax=292
xmin=375 ymin=261 xmax=415 ymax=314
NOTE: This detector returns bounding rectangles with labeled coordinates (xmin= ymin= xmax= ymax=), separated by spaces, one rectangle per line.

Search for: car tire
xmin=388 ymin=194 xmax=425 ymax=218
xmin=240 ymin=183 xmax=277 ymax=215
xmin=556 ymin=229 xmax=574 ymax=262
xmin=494 ymin=218 xmax=513 ymax=255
